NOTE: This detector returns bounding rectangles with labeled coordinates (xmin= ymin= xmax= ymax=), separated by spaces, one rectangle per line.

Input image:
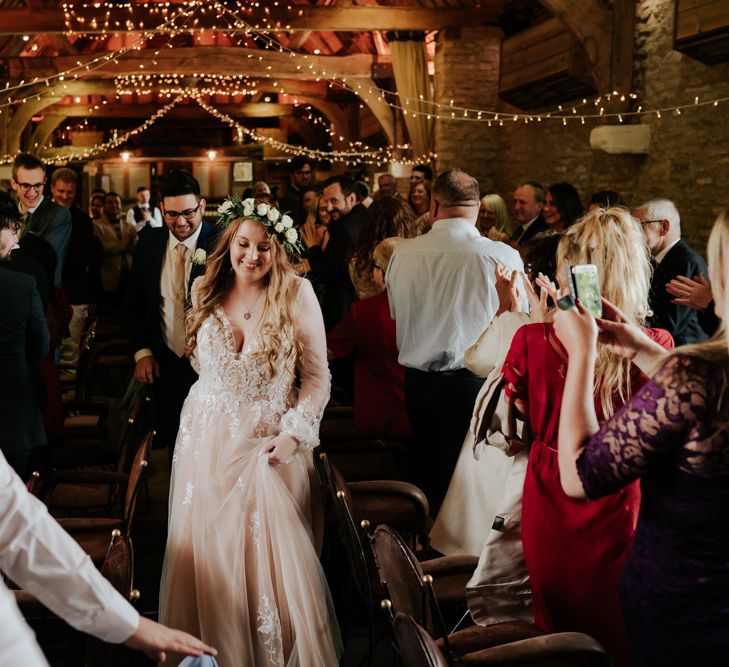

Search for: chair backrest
xmin=122 ymin=432 xmax=153 ymax=532
xmin=117 ymin=389 xmax=155 ymax=474
xmin=85 ymin=533 xmax=134 ymax=667
xmin=319 ymin=452 xmax=385 ymax=603
xmin=100 ymin=533 xmax=134 ymax=599
xmin=84 ymin=339 xmax=135 ymax=401
xmin=392 ymin=612 xmax=449 ymax=667
xmin=321 ymin=438 xmax=414 ymax=482
xmin=371 ymin=524 xmax=430 ymax=629
xmin=74 ymin=320 xmax=97 ymax=400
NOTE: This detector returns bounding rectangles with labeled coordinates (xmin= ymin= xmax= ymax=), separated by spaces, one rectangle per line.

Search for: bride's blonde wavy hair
xmin=556 ymin=206 xmax=652 ymax=417
xmin=186 ymin=217 xmax=302 ymax=377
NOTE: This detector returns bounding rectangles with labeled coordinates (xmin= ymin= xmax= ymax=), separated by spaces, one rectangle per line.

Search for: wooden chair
xmin=85 ymin=533 xmax=140 ymax=667
xmin=371 ymin=524 xmax=542 ymax=662
xmin=40 ymin=432 xmax=154 ymax=567
xmin=44 ymin=391 xmax=155 ymax=511
xmin=392 ymin=612 xmax=610 ymax=667
xmin=315 ymin=453 xmax=476 ymax=665
xmin=319 ymin=438 xmax=414 ymax=483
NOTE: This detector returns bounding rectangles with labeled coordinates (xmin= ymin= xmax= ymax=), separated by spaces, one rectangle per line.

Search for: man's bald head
xmin=431 ymin=169 xmax=480 ymax=224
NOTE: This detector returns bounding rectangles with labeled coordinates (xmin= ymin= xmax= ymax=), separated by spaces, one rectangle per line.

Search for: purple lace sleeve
xmin=576 ymin=355 xmax=716 ymax=499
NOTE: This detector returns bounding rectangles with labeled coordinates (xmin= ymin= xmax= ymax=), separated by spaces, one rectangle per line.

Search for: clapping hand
xmin=665 ymin=273 xmax=713 ymax=310
xmin=524 ymin=272 xmax=558 ymax=323
xmin=487 ymin=227 xmax=510 ymax=243
xmin=300 ymin=221 xmax=328 ymax=249
xmin=495 ymin=264 xmax=520 ymax=314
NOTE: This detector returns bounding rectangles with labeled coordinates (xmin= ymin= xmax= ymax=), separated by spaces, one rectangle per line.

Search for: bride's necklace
xmin=238 ymin=289 xmax=265 ymax=320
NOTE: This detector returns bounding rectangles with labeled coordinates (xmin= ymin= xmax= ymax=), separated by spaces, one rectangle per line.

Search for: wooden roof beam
xmin=540 ymin=0 xmax=634 ymax=93
xmin=41 ymin=102 xmax=297 ymax=118
xmin=3 ymin=46 xmax=387 ymax=80
xmin=0 ymin=5 xmax=505 ymax=36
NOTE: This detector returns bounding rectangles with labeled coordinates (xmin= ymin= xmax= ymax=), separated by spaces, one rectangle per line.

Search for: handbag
xmin=469 ymin=364 xmax=532 ymax=459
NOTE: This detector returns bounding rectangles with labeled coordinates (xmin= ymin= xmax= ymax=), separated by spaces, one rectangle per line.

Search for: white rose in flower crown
xmin=257 ymin=203 xmax=270 ymax=216
xmin=274 ymin=222 xmax=285 ymax=233
xmin=242 ymin=201 xmax=255 ymax=217
xmin=285 ymin=227 xmax=298 ymax=243
xmin=192 ymin=248 xmax=207 ymax=266
xmin=243 ymin=198 xmax=255 ymax=207
xmin=281 ymin=214 xmax=293 ymax=229
xmin=267 ymin=208 xmax=280 ymax=222
xmin=217 ymin=200 xmax=234 ymax=215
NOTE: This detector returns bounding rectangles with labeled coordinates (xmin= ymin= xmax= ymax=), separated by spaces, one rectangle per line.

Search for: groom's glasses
xmin=163 ymin=202 xmax=201 ymax=221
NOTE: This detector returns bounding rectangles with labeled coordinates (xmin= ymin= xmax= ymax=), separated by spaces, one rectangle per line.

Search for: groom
xmin=126 ymin=170 xmax=220 ymax=461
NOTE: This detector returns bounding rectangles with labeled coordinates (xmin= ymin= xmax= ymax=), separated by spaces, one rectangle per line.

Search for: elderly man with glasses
xmin=10 ymin=153 xmax=72 ymax=287
xmin=633 ymin=198 xmax=708 ymax=345
xmin=125 ymin=170 xmax=220 ymax=462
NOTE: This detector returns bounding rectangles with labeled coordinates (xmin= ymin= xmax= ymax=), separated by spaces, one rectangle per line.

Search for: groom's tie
xmin=171 ymin=243 xmax=188 ymax=357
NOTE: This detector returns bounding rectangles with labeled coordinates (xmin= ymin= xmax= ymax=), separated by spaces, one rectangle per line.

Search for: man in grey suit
xmin=10 ymin=153 xmax=72 ymax=287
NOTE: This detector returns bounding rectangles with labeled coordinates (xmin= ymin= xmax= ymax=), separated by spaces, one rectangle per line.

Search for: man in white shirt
xmin=126 ymin=185 xmax=163 ymax=233
xmin=387 ymin=168 xmax=526 ymax=511
xmin=0 ymin=449 xmax=215 ymax=665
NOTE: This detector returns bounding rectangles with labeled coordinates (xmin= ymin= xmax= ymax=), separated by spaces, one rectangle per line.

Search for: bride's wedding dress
xmin=159 ymin=278 xmax=341 ymax=666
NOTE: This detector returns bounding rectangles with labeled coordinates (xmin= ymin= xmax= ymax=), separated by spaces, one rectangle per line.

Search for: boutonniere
xmin=191 ymin=248 xmax=207 ymax=266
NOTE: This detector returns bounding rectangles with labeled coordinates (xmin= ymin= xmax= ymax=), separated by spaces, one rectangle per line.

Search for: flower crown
xmin=216 ymin=195 xmax=303 ymax=257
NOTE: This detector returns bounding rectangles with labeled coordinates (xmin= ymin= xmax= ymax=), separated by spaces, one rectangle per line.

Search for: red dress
xmin=502 ymin=323 xmax=673 ymax=667
xmin=327 ymin=291 xmax=412 ymax=439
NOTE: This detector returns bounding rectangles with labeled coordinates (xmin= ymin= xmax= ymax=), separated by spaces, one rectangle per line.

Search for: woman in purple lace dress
xmin=553 ymin=208 xmax=729 ymax=666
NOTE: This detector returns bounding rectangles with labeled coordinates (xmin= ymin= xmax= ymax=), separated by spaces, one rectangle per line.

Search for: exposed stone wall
xmin=433 ymin=27 xmax=502 ymax=193
xmin=431 ymin=0 xmax=729 ymax=251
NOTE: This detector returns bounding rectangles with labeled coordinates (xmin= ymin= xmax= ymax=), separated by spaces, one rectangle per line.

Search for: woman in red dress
xmin=502 ymin=207 xmax=673 ymax=666
xmin=328 ymin=237 xmax=412 ymax=439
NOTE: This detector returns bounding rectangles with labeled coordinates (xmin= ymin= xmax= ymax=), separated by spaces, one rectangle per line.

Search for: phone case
xmin=572 ymin=264 xmax=602 ymax=318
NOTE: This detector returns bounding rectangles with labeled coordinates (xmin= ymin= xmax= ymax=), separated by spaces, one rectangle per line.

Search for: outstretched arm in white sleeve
xmin=0 ymin=451 xmax=215 ymax=664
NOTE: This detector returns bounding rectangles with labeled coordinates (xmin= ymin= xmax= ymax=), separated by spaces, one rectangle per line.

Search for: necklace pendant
xmin=244 ymin=312 xmax=251 ymax=320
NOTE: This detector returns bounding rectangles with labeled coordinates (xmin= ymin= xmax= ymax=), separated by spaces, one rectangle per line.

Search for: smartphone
xmin=571 ymin=264 xmax=602 ymax=318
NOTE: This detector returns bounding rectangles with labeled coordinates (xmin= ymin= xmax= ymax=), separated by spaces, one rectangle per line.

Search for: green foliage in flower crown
xmin=216 ymin=195 xmax=303 ymax=258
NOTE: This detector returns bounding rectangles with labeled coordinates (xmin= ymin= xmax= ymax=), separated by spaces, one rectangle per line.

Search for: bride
xmin=159 ymin=197 xmax=342 ymax=666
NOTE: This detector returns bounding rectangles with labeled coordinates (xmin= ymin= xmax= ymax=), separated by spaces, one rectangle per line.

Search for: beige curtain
xmin=388 ymin=32 xmax=434 ymax=159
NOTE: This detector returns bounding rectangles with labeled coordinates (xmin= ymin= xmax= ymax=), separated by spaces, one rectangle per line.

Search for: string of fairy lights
xmin=114 ymin=74 xmax=260 ymax=98
xmin=7 ymin=0 xmax=725 ymax=123
xmin=0 ymin=3 xmax=196 ymax=107
xmin=193 ymin=94 xmax=437 ymax=166
xmin=0 ymin=97 xmax=182 ymax=166
xmin=0 ymin=0 xmax=725 ymax=165
xmin=2 ymin=0 xmax=641 ymax=123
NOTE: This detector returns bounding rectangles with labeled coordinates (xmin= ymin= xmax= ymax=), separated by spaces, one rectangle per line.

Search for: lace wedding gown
xmin=159 ymin=278 xmax=341 ymax=667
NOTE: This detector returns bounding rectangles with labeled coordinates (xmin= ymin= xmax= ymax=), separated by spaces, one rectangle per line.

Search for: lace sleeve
xmin=576 ymin=354 xmax=713 ymax=499
xmin=279 ymin=279 xmax=331 ymax=451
